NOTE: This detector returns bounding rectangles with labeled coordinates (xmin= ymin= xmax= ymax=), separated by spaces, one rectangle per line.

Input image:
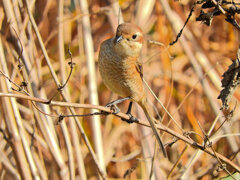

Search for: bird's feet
xmin=105 ymin=102 xmax=120 ymax=114
xmin=103 ymin=97 xmax=130 ymax=115
xmin=121 ymin=113 xmax=139 ymax=123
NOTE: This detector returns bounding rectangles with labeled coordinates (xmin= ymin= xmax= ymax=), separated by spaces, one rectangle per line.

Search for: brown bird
xmin=98 ymin=23 xmax=167 ymax=157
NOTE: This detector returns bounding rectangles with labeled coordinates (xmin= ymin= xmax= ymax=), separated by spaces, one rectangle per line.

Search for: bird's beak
xmin=114 ymin=35 xmax=123 ymax=44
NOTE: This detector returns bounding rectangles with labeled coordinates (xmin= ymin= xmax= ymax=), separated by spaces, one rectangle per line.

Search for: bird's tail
xmin=138 ymin=98 xmax=167 ymax=157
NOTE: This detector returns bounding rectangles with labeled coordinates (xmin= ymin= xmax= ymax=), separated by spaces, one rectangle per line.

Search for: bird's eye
xmin=132 ymin=34 xmax=137 ymax=39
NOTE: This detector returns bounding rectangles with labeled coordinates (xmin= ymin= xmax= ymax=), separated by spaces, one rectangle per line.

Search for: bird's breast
xmin=99 ymin=39 xmax=145 ymax=102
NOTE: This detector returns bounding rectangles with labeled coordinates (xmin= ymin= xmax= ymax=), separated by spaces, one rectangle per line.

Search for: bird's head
xmin=113 ymin=23 xmax=143 ymax=57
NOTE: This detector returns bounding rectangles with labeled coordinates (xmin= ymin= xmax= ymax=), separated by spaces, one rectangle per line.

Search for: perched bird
xmin=98 ymin=23 xmax=167 ymax=157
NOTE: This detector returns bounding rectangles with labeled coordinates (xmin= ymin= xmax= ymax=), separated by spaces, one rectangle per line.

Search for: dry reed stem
xmin=0 ymin=141 xmax=21 ymax=179
xmin=23 ymin=0 xmax=71 ymax=178
xmin=58 ymin=0 xmax=75 ymax=179
xmin=0 ymin=30 xmax=35 ymax=180
xmin=24 ymin=0 xmax=106 ymax=178
xmin=59 ymin=121 xmax=71 ymax=180
xmin=77 ymin=0 xmax=106 ymax=174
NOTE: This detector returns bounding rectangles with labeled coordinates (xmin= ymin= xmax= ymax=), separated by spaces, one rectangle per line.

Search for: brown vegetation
xmin=0 ymin=0 xmax=240 ymax=179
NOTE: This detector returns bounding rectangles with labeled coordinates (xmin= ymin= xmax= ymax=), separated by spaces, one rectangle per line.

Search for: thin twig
xmin=167 ymin=145 xmax=188 ymax=179
xmin=0 ymin=92 xmax=240 ymax=173
xmin=169 ymin=5 xmax=195 ymax=46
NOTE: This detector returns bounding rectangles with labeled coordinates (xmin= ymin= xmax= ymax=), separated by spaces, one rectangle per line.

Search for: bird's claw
xmin=106 ymin=103 xmax=120 ymax=114
xmin=121 ymin=113 xmax=139 ymax=123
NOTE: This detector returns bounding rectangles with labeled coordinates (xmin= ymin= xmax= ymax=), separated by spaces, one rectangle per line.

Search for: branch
xmin=0 ymin=92 xmax=239 ymax=173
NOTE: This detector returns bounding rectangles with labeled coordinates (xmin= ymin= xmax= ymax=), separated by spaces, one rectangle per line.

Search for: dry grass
xmin=0 ymin=0 xmax=240 ymax=179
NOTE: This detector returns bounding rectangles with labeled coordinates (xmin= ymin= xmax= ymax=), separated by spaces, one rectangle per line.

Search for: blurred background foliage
xmin=0 ymin=0 xmax=240 ymax=179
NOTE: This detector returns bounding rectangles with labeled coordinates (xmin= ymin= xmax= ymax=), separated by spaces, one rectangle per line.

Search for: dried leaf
xmin=218 ymin=50 xmax=240 ymax=109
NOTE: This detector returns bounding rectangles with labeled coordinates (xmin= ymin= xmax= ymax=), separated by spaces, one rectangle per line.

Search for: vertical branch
xmin=78 ymin=0 xmax=106 ymax=173
xmin=58 ymin=0 xmax=67 ymax=86
xmin=69 ymin=116 xmax=87 ymax=180
xmin=59 ymin=121 xmax=71 ymax=180
xmin=58 ymin=0 xmax=74 ymax=179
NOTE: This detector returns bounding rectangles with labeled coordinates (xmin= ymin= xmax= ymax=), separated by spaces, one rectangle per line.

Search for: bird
xmin=98 ymin=23 xmax=167 ymax=157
